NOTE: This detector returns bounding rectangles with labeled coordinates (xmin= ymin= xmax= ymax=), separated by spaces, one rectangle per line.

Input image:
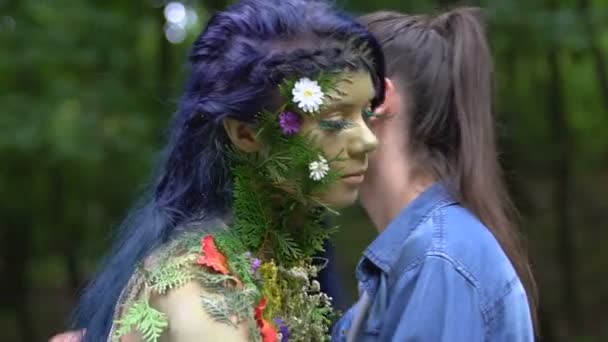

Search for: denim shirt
xmin=332 ymin=183 xmax=534 ymax=341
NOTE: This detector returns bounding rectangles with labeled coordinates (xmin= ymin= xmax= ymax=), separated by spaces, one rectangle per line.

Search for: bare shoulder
xmin=112 ymin=223 xmax=250 ymax=342
xmin=114 ymin=275 xmax=252 ymax=342
xmin=149 ymin=280 xmax=251 ymax=342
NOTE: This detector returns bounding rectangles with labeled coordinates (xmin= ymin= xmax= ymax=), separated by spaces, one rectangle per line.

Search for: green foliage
xmin=276 ymin=265 xmax=336 ymax=342
xmin=227 ymin=285 xmax=260 ymax=317
xmin=229 ymin=157 xmax=275 ymax=248
xmin=113 ymin=299 xmax=168 ymax=342
xmin=214 ymin=230 xmax=258 ymax=284
xmin=226 ymin=72 xmax=346 ymax=266
xmin=194 ymin=270 xmax=243 ymax=291
xmin=197 ymin=273 xmax=259 ymax=330
xmin=199 ymin=74 xmax=346 ymax=338
xmin=2 ymin=0 xmax=608 ymax=340
xmin=200 ymin=296 xmax=238 ymax=328
xmin=270 ymin=230 xmax=303 ymax=261
xmin=229 ymin=99 xmax=341 ymax=265
xmin=316 ymin=72 xmax=349 ymax=109
xmin=148 ymin=258 xmax=195 ymax=295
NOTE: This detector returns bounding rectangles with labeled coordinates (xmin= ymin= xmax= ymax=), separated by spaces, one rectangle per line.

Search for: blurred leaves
xmin=0 ymin=0 xmax=607 ymax=341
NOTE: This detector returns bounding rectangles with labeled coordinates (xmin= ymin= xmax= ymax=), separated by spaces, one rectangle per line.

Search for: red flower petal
xmin=196 ymin=235 xmax=230 ymax=275
xmin=259 ymin=319 xmax=279 ymax=342
xmin=255 ymin=298 xmax=279 ymax=342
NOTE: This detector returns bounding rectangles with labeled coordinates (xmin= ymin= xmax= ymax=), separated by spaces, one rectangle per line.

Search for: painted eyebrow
xmin=323 ymin=97 xmax=374 ymax=112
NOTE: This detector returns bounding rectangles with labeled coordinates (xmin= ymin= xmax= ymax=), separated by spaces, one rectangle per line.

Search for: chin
xmin=320 ymin=189 xmax=359 ymax=209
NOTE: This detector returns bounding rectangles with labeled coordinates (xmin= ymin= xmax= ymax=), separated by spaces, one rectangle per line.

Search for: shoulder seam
xmin=423 ymin=252 xmax=493 ymax=340
xmin=485 ymin=276 xmax=522 ymax=324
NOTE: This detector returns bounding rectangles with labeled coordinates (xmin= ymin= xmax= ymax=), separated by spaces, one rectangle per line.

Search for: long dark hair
xmin=360 ymin=7 xmax=538 ymax=332
xmin=73 ymin=1 xmax=385 ymax=340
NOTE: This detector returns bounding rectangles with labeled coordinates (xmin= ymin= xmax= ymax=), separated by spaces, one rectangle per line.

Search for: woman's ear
xmin=374 ymin=77 xmax=399 ymax=117
xmin=222 ymin=118 xmax=262 ymax=153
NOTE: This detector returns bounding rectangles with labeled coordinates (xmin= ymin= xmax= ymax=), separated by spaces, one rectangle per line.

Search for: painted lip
xmin=341 ymin=170 xmax=366 ymax=184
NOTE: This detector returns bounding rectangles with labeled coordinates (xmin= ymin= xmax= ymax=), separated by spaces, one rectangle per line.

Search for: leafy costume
xmin=108 ymin=74 xmax=370 ymax=342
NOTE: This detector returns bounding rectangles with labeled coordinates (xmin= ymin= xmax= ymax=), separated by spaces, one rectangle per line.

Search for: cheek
xmin=318 ymin=132 xmax=345 ymax=162
xmin=300 ymin=123 xmax=344 ymax=159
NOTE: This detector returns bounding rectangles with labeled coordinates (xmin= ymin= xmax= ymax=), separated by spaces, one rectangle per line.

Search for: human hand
xmin=49 ymin=329 xmax=85 ymax=342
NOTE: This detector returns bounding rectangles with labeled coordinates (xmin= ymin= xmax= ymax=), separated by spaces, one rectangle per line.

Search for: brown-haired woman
xmin=332 ymin=7 xmax=537 ymax=341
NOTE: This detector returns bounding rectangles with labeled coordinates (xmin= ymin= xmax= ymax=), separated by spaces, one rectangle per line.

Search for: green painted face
xmin=299 ymin=70 xmax=378 ymax=208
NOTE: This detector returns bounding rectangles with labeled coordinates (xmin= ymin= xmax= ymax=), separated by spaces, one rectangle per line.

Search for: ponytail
xmin=436 ymin=9 xmax=495 ymax=201
xmin=442 ymin=9 xmax=540 ymax=333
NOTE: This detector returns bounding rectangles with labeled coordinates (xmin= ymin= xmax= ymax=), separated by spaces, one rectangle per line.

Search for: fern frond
xmin=194 ymin=270 xmax=242 ymax=291
xmin=201 ymin=296 xmax=238 ymax=328
xmin=149 ymin=267 xmax=194 ymax=294
xmin=113 ymin=299 xmax=168 ymax=342
xmin=225 ymin=285 xmax=259 ymax=317
xmin=148 ymin=255 xmax=195 ymax=294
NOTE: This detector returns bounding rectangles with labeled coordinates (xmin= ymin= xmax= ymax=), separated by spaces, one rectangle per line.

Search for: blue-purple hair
xmin=73 ymin=0 xmax=385 ymax=340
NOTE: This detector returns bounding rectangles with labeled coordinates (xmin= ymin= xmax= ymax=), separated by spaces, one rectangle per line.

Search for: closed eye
xmin=319 ymin=119 xmax=355 ymax=131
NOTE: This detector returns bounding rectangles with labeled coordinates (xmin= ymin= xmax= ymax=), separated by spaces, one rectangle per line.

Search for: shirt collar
xmin=359 ymin=182 xmax=457 ymax=275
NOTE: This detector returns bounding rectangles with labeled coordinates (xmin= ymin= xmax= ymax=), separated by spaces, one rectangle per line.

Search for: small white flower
xmin=309 ymin=155 xmax=329 ymax=181
xmin=292 ymin=77 xmax=324 ymax=113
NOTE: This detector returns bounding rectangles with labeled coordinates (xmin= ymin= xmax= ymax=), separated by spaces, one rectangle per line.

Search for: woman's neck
xmin=360 ymin=166 xmax=435 ymax=233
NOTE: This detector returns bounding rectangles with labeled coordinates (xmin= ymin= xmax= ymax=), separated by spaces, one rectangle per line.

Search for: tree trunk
xmin=546 ymin=31 xmax=578 ymax=338
xmin=64 ymin=247 xmax=82 ymax=295
xmin=577 ymin=0 xmax=608 ymax=111
xmin=1 ymin=224 xmax=33 ymax=342
xmin=539 ymin=305 xmax=558 ymax=342
xmin=0 ymin=160 xmax=34 ymax=342
xmin=49 ymin=166 xmax=84 ymax=296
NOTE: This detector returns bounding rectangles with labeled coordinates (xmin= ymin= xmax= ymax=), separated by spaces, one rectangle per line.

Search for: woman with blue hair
xmin=61 ymin=0 xmax=385 ymax=341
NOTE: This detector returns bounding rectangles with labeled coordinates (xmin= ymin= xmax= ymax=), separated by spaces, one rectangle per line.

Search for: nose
xmin=347 ymin=121 xmax=378 ymax=158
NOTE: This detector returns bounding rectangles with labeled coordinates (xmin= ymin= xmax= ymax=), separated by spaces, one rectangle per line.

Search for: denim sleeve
xmin=386 ymin=255 xmax=486 ymax=341
xmin=487 ymin=280 xmax=535 ymax=342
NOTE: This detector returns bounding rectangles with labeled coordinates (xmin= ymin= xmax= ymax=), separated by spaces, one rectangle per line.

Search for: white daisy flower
xmin=309 ymin=155 xmax=330 ymax=181
xmin=292 ymin=77 xmax=324 ymax=113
